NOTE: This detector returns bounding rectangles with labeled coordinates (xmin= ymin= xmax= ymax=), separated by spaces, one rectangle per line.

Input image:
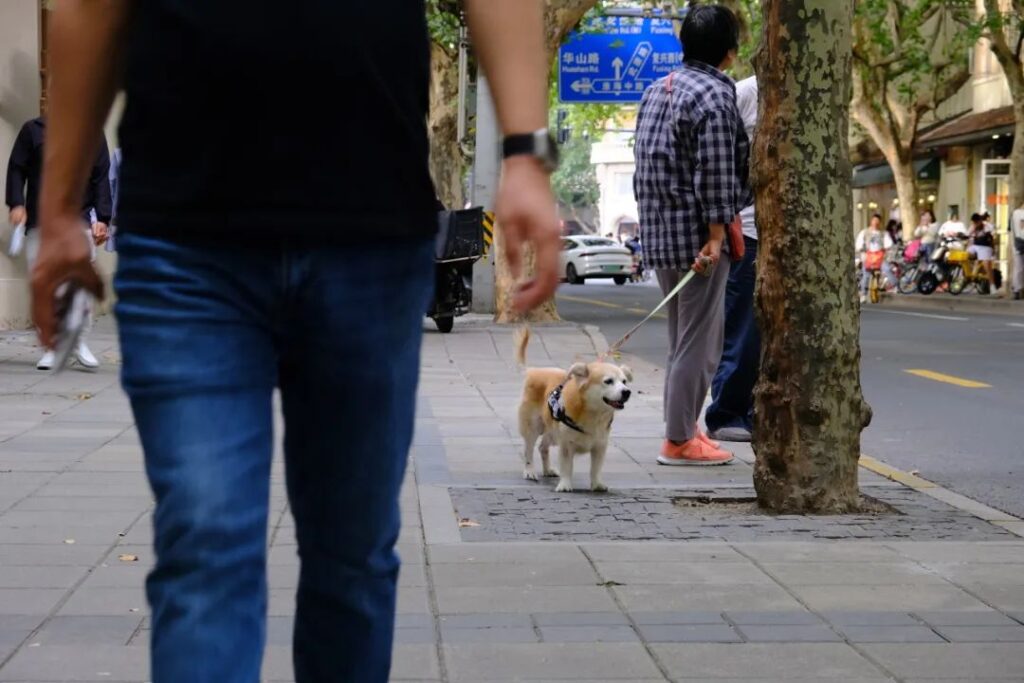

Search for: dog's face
xmin=569 ymin=361 xmax=633 ymax=411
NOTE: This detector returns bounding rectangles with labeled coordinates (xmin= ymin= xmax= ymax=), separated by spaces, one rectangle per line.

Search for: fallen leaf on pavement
xmin=118 ymin=554 xmax=138 ymax=562
xmin=457 ymin=518 xmax=480 ymax=528
xmin=64 ymin=539 xmax=75 ymax=544
xmin=77 ymin=393 xmax=92 ymax=401
xmin=910 ymin=469 xmax=920 ymax=475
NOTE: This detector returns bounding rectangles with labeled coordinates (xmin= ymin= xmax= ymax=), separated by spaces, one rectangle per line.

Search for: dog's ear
xmin=568 ymin=362 xmax=589 ymax=381
xmin=620 ymin=365 xmax=633 ymax=383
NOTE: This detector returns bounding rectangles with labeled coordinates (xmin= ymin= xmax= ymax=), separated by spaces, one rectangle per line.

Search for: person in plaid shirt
xmin=633 ymin=5 xmax=749 ymax=466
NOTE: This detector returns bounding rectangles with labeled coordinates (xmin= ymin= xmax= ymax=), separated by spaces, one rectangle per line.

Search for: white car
xmin=560 ymin=235 xmax=634 ymax=285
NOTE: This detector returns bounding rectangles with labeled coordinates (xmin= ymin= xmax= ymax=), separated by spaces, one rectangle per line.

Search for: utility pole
xmin=471 ymin=75 xmax=499 ymax=314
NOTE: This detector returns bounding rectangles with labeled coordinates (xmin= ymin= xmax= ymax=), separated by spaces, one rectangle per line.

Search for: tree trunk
xmin=890 ymin=151 xmax=919 ymax=241
xmin=752 ymin=0 xmax=871 ymax=513
xmin=492 ymin=0 xmax=598 ymax=323
xmin=429 ymin=43 xmax=465 ymax=209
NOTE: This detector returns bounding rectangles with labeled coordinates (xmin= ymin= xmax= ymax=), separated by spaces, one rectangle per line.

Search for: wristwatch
xmin=502 ymin=129 xmax=560 ymax=172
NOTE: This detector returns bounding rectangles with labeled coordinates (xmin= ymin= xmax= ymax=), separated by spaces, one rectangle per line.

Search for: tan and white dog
xmin=514 ymin=328 xmax=632 ymax=492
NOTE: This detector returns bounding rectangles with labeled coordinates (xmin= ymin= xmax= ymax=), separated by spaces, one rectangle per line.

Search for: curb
xmin=586 ymin=322 xmax=1024 ymax=537
xmin=876 ymin=294 xmax=1024 ymax=317
xmin=859 ymin=455 xmax=1024 ymax=537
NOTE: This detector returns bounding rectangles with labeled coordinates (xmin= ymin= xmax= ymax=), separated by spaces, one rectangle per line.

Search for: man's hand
xmin=91 ymin=221 xmax=109 ymax=246
xmin=31 ymin=214 xmax=104 ymax=349
xmin=495 ymin=156 xmax=561 ymax=312
xmin=693 ymin=223 xmax=726 ymax=273
xmin=9 ymin=206 xmax=26 ymax=226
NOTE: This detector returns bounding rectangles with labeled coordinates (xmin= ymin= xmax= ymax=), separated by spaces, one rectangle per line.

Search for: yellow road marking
xmin=556 ymin=295 xmax=668 ymax=319
xmin=556 ymin=294 xmax=622 ymax=309
xmin=904 ymin=369 xmax=991 ymax=389
xmin=859 ymin=454 xmax=937 ymax=489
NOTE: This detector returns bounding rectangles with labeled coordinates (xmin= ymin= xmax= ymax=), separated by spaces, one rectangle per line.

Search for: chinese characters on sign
xmin=557 ymin=16 xmax=684 ymax=104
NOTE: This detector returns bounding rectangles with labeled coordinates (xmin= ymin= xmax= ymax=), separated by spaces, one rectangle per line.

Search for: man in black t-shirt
xmin=32 ymin=3 xmax=560 ymax=681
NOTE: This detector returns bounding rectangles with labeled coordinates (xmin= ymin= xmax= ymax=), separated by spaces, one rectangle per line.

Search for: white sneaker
xmin=75 ymin=342 xmax=100 ymax=370
xmin=36 ymin=350 xmax=56 ymax=371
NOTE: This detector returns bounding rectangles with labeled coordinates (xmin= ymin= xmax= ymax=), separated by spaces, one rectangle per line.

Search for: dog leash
xmin=597 ymin=255 xmax=712 ymax=361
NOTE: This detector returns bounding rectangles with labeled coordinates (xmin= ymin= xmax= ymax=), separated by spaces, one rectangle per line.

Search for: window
xmin=613 ymin=172 xmax=634 ymax=197
xmin=580 ymin=238 xmax=617 ymax=247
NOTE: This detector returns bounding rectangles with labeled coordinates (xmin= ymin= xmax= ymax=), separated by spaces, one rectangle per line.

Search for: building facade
xmin=851 ymin=3 xmax=1020 ymax=283
xmin=1 ymin=0 xmax=117 ymax=330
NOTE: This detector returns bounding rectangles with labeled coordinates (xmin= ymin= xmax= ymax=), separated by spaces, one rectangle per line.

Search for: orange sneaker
xmin=696 ymin=429 xmax=720 ymax=449
xmin=658 ymin=438 xmax=734 ymax=466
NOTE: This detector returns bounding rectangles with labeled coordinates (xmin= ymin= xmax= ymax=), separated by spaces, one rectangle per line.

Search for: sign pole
xmin=471 ymin=75 xmax=499 ymax=314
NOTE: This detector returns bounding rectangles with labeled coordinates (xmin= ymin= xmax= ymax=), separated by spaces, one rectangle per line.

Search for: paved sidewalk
xmin=1 ymin=316 xmax=1022 ymax=681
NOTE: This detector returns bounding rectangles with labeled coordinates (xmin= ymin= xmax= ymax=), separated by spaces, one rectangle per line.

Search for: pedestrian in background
xmin=31 ymin=2 xmax=560 ymax=681
xmin=856 ymin=213 xmax=894 ymax=303
xmin=705 ymin=75 xmax=758 ymax=444
xmin=5 ymin=113 xmax=109 ymax=370
xmin=967 ymin=212 xmax=996 ymax=292
xmin=634 ymin=5 xmax=749 ymax=466
xmin=913 ymin=209 xmax=939 ymax=263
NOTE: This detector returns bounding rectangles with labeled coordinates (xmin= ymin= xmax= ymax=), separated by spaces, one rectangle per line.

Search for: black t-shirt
xmin=116 ymin=1 xmax=436 ymax=242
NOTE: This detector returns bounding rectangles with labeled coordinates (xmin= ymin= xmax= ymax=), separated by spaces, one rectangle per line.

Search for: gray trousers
xmin=657 ymin=261 xmax=730 ymax=443
xmin=1014 ymin=248 xmax=1024 ymax=294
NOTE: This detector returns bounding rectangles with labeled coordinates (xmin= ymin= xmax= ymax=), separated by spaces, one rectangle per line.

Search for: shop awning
xmin=851 ymin=158 xmax=941 ymax=189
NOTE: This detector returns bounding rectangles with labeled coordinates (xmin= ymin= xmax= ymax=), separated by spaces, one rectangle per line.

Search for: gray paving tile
xmin=439 ymin=614 xmax=532 ymax=629
xmin=55 ymin=587 xmax=147 ymax=616
xmin=440 ymin=625 xmax=539 ymax=643
xmin=862 ymin=643 xmax=1024 ymax=679
xmin=435 ymin=586 xmax=619 ymax=614
xmin=637 ymin=623 xmax=741 ymax=643
xmin=725 ymin=610 xmax=822 ymax=625
xmin=443 ymin=643 xmax=662 ymax=681
xmin=630 ymin=610 xmax=725 ymax=625
xmin=394 ymin=627 xmax=437 ymax=644
xmin=0 ymin=643 xmax=149 ymax=681
xmin=736 ymin=624 xmax=842 ymax=642
xmin=396 ymin=613 xmax=434 ymax=629
xmin=652 ymin=643 xmax=885 ymax=679
xmin=32 ymin=615 xmax=144 ymax=646
xmin=0 ymin=588 xmax=66 ymax=616
xmin=0 ymin=565 xmax=89 ymax=589
xmin=532 ymin=611 xmax=629 ymax=626
xmin=914 ymin=610 xmax=1020 ymax=626
xmin=933 ymin=625 xmax=1024 ymax=642
xmin=821 ymin=610 xmax=920 ymax=626
xmin=538 ymin=625 xmax=639 ymax=643
xmin=839 ymin=625 xmax=946 ymax=643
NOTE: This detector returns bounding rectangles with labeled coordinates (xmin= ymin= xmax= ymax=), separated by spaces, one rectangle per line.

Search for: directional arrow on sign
xmin=611 ymin=57 xmax=624 ymax=80
xmin=571 ymin=78 xmax=594 ymax=94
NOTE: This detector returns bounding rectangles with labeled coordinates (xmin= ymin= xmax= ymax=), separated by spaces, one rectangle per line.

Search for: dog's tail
xmin=514 ymin=326 xmax=530 ymax=367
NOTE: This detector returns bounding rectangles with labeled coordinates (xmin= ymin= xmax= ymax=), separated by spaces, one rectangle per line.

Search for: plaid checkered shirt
xmin=633 ymin=60 xmax=751 ymax=270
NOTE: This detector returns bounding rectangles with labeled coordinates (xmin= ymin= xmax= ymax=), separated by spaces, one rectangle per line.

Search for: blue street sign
xmin=557 ymin=16 xmax=683 ymax=103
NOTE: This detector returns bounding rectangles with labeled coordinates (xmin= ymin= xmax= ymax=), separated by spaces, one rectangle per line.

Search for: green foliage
xmin=552 ymin=134 xmax=601 ymax=207
xmin=853 ymin=0 xmax=976 ymax=110
xmin=426 ymin=0 xmax=462 ymax=52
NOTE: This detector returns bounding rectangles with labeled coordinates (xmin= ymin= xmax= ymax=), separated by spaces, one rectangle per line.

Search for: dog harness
xmin=548 ymin=381 xmax=586 ymax=434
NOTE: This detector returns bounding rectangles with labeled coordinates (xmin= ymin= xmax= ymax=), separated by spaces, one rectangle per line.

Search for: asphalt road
xmin=556 ymin=278 xmax=1024 ymax=518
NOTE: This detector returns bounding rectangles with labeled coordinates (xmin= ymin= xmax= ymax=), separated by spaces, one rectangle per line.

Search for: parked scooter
xmin=917 ymin=236 xmax=967 ymax=295
xmin=428 ymin=206 xmax=485 ymax=333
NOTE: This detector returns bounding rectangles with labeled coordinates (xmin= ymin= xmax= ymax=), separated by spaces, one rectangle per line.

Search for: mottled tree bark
xmin=429 ymin=43 xmax=465 ymax=209
xmin=493 ymin=0 xmax=598 ymax=323
xmin=752 ymin=0 xmax=871 ymax=513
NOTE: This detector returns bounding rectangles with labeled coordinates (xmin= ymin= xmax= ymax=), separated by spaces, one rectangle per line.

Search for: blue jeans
xmin=114 ymin=232 xmax=433 ymax=683
xmin=705 ymin=236 xmax=759 ymax=433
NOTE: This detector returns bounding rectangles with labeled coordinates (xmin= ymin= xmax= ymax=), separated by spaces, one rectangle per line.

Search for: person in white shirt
xmin=856 ymin=213 xmax=894 ymax=303
xmin=1010 ymin=202 xmax=1024 ymax=300
xmin=939 ymin=212 xmax=967 ymax=239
